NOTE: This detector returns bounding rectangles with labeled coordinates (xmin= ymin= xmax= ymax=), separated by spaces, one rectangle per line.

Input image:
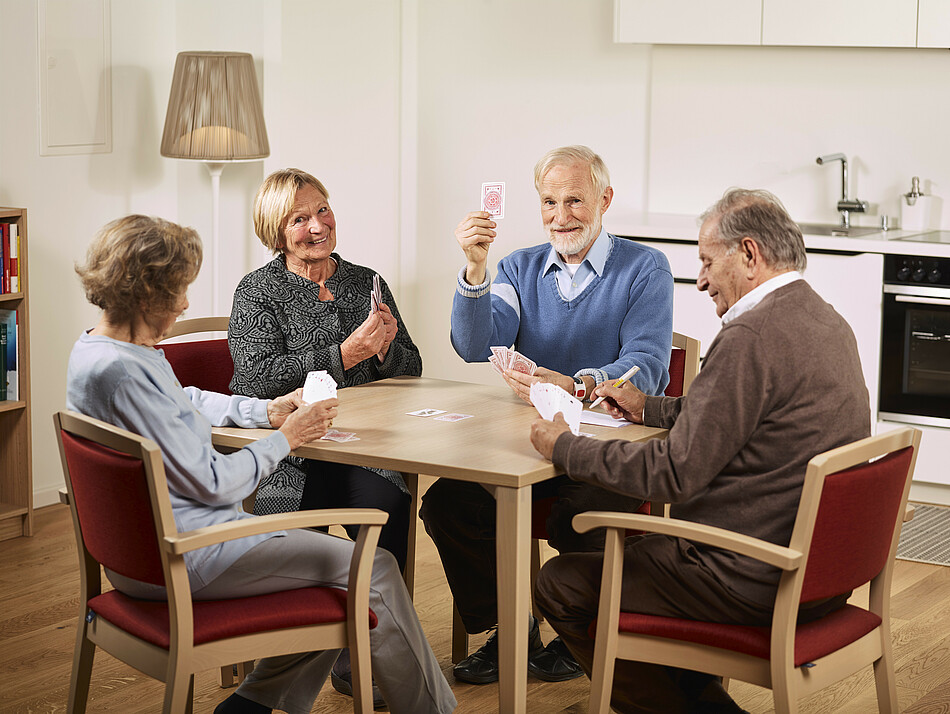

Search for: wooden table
xmin=212 ymin=376 xmax=667 ymax=714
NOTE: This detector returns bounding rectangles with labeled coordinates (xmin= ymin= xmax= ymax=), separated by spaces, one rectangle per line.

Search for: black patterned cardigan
xmin=228 ymin=254 xmax=422 ymax=514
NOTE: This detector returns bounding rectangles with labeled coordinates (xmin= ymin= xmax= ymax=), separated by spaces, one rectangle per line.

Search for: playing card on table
xmin=302 ymin=370 xmax=337 ymax=404
xmin=406 ymin=408 xmax=447 ymax=417
xmin=321 ymin=429 xmax=359 ymax=442
xmin=434 ymin=413 xmax=474 ymax=422
xmin=529 ymin=382 xmax=582 ymax=436
xmin=481 ymin=182 xmax=505 ymax=219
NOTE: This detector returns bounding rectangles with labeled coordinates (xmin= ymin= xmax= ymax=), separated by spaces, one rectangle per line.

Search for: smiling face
xmin=538 ymin=161 xmax=612 ymax=260
xmin=697 ymin=217 xmax=749 ymax=318
xmin=282 ymin=184 xmax=337 ymax=267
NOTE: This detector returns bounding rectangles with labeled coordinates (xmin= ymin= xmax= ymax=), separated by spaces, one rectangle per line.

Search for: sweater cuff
xmin=456 ymin=265 xmax=491 ymax=298
xmin=575 ymin=368 xmax=609 ymax=393
xmin=642 ymin=395 xmax=663 ymax=427
xmin=551 ymin=431 xmax=579 ymax=473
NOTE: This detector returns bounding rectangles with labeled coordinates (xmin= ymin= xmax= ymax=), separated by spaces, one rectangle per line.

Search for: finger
xmin=552 ymin=412 xmax=568 ymax=426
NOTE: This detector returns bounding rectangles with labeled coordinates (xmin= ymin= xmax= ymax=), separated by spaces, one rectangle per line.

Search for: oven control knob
xmin=912 ymin=266 xmax=927 ymax=282
xmin=928 ymin=268 xmax=942 ymax=283
xmin=897 ymin=265 xmax=912 ymax=281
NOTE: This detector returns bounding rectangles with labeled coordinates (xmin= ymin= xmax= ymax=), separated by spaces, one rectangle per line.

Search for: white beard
xmin=548 ymin=223 xmax=597 ymax=257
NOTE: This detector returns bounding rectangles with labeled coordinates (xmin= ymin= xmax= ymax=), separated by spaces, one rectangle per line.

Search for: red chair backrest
xmin=800 ymin=446 xmax=914 ymax=603
xmin=60 ymin=430 xmax=166 ymax=586
xmin=665 ymin=347 xmax=686 ymax=397
xmin=162 ymin=339 xmax=234 ymax=395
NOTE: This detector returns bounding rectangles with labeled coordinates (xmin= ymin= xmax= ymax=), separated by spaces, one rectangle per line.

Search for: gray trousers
xmin=112 ymin=529 xmax=456 ymax=714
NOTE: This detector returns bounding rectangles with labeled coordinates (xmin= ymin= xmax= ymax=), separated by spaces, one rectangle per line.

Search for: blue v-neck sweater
xmin=451 ymin=235 xmax=674 ymax=395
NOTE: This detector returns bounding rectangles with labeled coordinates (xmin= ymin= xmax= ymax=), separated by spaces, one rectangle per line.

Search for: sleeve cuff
xmin=575 ymin=368 xmax=609 ymax=392
xmin=456 ymin=265 xmax=491 ymax=298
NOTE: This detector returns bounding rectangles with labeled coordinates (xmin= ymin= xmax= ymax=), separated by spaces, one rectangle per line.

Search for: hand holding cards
xmin=530 ymin=382 xmax=582 ymax=436
xmin=489 ymin=345 xmax=537 ymax=377
xmin=302 ymin=370 xmax=337 ymax=404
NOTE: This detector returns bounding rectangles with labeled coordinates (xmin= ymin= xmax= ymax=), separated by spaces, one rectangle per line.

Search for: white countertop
xmin=606 ymin=211 xmax=950 ymax=259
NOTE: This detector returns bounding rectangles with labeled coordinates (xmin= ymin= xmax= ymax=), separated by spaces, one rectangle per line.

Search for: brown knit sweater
xmin=551 ymin=279 xmax=870 ymax=604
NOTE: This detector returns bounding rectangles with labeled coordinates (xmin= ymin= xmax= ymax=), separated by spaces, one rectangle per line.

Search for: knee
xmin=534 ymin=557 xmax=560 ymax=620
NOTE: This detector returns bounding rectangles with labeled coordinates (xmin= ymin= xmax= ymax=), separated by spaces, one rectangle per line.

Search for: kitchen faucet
xmin=816 ymin=153 xmax=869 ymax=229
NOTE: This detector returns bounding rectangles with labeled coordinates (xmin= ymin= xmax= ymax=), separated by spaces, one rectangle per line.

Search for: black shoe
xmin=330 ymin=670 xmax=388 ymax=710
xmin=453 ymin=615 xmax=545 ymax=684
xmin=527 ymin=636 xmax=585 ymax=682
xmin=213 ymin=693 xmax=271 ymax=714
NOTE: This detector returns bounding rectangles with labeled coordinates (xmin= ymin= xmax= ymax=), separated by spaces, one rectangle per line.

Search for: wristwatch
xmin=571 ymin=376 xmax=587 ymax=401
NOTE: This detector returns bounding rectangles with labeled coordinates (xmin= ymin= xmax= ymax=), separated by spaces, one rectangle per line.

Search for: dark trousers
xmin=534 ymin=534 xmax=850 ymax=713
xmin=300 ymin=461 xmax=411 ymax=572
xmin=419 ymin=475 xmax=645 ymax=634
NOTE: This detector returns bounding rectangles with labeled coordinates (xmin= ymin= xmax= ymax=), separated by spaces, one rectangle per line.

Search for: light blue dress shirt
xmin=542 ymin=228 xmax=611 ymax=301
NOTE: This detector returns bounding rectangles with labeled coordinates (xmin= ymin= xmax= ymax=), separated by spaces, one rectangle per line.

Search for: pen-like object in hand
xmin=589 ymin=365 xmax=640 ymax=409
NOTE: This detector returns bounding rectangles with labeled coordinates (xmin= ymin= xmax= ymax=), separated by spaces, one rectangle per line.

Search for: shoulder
xmin=607 ymin=235 xmax=672 ymax=273
xmin=334 ymin=255 xmax=375 ymax=280
xmin=236 ymin=256 xmax=287 ymax=291
xmin=497 ymin=243 xmax=552 ymax=274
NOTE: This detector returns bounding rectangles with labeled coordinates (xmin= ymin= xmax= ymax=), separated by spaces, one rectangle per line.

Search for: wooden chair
xmin=450 ymin=331 xmax=702 ymax=663
xmin=55 ymin=409 xmax=386 ymax=714
xmin=577 ymin=426 xmax=921 ymax=714
xmin=161 ymin=316 xmax=233 ymax=395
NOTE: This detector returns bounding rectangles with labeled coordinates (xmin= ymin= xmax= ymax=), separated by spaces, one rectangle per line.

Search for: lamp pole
xmin=205 ymin=162 xmax=225 ymax=315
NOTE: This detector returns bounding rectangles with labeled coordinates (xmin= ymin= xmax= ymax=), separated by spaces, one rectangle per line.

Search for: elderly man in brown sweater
xmin=528 ymin=188 xmax=871 ymax=714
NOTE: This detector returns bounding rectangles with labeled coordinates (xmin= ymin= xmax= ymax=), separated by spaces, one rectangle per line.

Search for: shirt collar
xmin=721 ymin=270 xmax=803 ymax=325
xmin=543 ymin=228 xmax=611 ymax=276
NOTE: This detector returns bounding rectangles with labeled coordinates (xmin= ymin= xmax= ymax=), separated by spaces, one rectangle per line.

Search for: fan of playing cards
xmin=302 ymin=370 xmax=337 ymax=403
xmin=489 ymin=346 xmax=537 ymax=377
xmin=529 ymin=382 xmax=582 ymax=436
xmin=370 ymin=274 xmax=383 ymax=315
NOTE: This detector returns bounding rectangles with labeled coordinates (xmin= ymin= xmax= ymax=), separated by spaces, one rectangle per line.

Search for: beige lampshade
xmin=160 ymin=51 xmax=269 ymax=161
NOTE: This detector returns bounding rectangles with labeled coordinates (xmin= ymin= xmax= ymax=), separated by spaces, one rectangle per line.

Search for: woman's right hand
xmin=340 ymin=312 xmax=389 ymax=369
xmin=278 ymin=397 xmax=338 ymax=450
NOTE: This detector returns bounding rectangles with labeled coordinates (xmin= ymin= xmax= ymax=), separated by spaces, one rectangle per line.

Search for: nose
xmin=309 ymin=216 xmax=325 ymax=232
xmin=554 ymin=203 xmax=571 ymax=225
xmin=696 ymin=271 xmax=708 ymax=292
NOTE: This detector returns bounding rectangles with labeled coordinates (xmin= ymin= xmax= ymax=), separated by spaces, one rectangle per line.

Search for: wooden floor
xmin=2 ymin=496 xmax=949 ymax=713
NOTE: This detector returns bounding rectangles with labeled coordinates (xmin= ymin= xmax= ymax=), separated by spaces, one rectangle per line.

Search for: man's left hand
xmin=502 ymin=366 xmax=573 ymax=404
xmin=530 ymin=413 xmax=571 ymax=461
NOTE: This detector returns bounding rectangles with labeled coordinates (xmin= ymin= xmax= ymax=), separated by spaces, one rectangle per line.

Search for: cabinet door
xmin=917 ymin=0 xmax=950 ymax=48
xmin=804 ymin=252 xmax=883 ymax=416
xmin=614 ymin=0 xmax=762 ymax=45
xmin=762 ymin=0 xmax=918 ymax=47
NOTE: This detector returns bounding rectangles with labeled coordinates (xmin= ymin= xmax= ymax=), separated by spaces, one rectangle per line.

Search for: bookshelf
xmin=0 ymin=207 xmax=31 ymax=540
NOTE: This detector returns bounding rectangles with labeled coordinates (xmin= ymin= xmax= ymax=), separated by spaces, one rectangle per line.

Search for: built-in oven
xmin=880 ymin=253 xmax=950 ymax=426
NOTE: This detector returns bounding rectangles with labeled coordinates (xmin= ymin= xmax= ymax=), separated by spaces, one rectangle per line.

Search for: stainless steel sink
xmin=797 ymin=222 xmax=882 ymax=237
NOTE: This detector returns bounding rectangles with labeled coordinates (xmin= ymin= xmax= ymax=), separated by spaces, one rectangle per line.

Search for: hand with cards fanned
xmin=529 ymin=382 xmax=582 ymax=436
xmin=370 ymin=273 xmax=382 ymax=315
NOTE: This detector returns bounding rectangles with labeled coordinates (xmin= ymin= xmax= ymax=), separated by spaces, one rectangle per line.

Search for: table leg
xmin=496 ymin=484 xmax=531 ymax=714
xmin=403 ymin=473 xmax=419 ymax=600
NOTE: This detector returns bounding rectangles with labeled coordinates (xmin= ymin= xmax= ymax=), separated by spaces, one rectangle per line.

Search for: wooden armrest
xmin=164 ymin=508 xmax=389 ymax=555
xmin=573 ymin=510 xmax=803 ymax=571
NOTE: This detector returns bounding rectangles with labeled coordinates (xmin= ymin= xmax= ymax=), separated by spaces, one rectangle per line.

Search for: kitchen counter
xmin=607 ymin=211 xmax=950 ymax=258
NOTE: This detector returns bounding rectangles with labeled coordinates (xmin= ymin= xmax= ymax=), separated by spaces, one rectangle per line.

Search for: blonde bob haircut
xmin=76 ymin=214 xmax=202 ymax=327
xmin=254 ymin=168 xmax=330 ymax=254
xmin=533 ymin=145 xmax=610 ymax=198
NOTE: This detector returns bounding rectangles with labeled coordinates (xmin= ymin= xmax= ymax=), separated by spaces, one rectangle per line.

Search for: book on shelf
xmin=9 ymin=222 xmax=18 ymax=293
xmin=0 ymin=309 xmax=17 ymax=401
xmin=0 ymin=222 xmax=9 ymax=294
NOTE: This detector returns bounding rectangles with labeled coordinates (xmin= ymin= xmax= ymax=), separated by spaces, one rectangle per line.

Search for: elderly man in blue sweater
xmin=420 ymin=145 xmax=674 ymax=685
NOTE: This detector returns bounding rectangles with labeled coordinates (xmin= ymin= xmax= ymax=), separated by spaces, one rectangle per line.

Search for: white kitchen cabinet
xmin=614 ymin=0 xmax=762 ymax=46
xmin=761 ymin=0 xmax=917 ymax=47
xmin=917 ymin=0 xmax=950 ymax=48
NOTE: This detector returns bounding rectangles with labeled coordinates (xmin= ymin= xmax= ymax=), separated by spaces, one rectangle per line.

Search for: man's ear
xmin=601 ymin=186 xmax=614 ymax=213
xmin=741 ymin=237 xmax=761 ymax=274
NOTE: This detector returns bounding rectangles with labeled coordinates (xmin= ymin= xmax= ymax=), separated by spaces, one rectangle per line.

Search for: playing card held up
xmin=302 ymin=370 xmax=338 ymax=404
xmin=481 ymin=181 xmax=505 ymax=219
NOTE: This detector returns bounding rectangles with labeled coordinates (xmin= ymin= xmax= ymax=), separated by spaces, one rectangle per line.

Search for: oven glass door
xmin=880 ymin=289 xmax=950 ymax=422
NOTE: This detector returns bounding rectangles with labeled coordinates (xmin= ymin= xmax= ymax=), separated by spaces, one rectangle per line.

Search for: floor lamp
xmin=160 ymin=51 xmax=269 ymax=315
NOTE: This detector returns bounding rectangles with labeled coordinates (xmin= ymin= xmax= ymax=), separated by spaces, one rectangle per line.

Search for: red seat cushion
xmin=89 ymin=587 xmax=378 ymax=649
xmin=589 ymin=605 xmax=881 ymax=668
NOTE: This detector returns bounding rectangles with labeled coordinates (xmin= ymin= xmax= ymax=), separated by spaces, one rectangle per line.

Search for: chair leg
xmin=219 ymin=664 xmax=235 ymax=688
xmin=164 ymin=670 xmax=194 ymax=714
xmin=67 ymin=624 xmax=96 ymax=714
xmin=452 ymin=601 xmax=470 ymax=664
xmin=873 ymin=643 xmax=899 ymax=713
